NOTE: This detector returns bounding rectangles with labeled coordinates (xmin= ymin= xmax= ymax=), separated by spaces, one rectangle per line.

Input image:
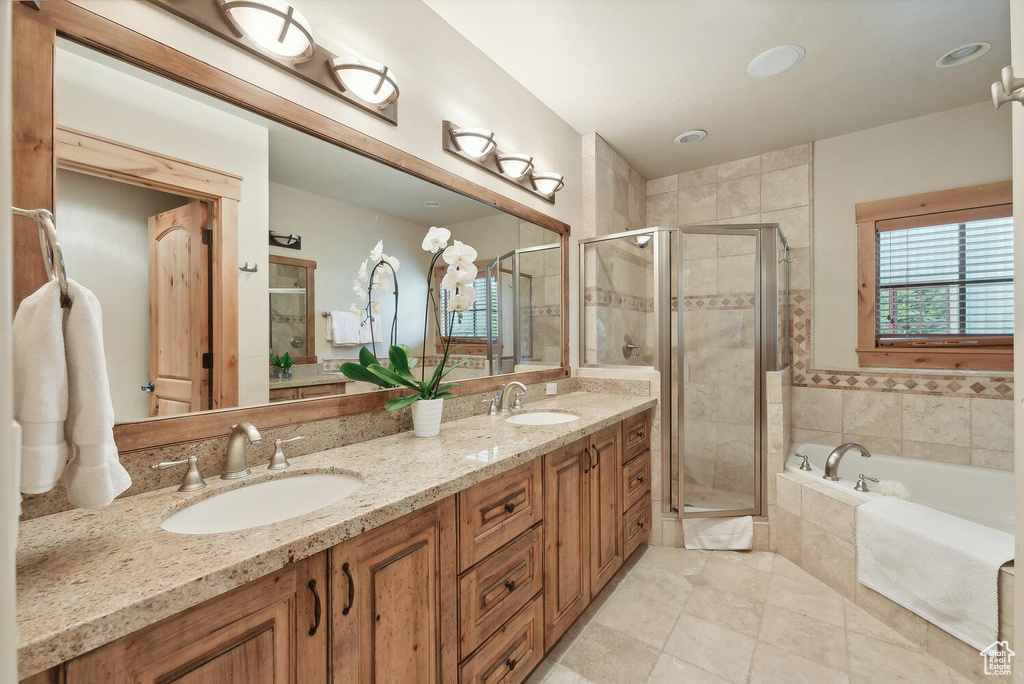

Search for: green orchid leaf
xmin=340 ymin=362 xmax=386 ymax=386
xmin=358 ymin=346 xmax=376 ymax=367
xmin=388 ymin=345 xmax=416 ymax=381
xmin=365 ymin=364 xmax=420 ymax=391
xmin=384 ymin=394 xmax=421 ymax=411
xmin=434 ymin=392 xmax=457 ymax=399
xmin=440 ymin=360 xmax=467 ymax=379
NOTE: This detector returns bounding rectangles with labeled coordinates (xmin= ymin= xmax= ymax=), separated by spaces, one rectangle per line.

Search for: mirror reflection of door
xmin=148 ymin=201 xmax=211 ymax=417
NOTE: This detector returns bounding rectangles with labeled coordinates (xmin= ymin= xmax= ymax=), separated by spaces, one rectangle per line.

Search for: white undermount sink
xmin=160 ymin=473 xmax=363 ymax=535
xmin=505 ymin=411 xmax=579 ymax=426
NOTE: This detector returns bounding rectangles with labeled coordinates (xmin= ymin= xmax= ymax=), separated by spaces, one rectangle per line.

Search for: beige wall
xmin=54 ymin=46 xmax=272 ymax=408
xmin=813 ymin=101 xmax=1012 ymax=370
xmin=268 ymin=182 xmax=432 ymax=361
xmin=0 ymin=3 xmax=17 ymax=680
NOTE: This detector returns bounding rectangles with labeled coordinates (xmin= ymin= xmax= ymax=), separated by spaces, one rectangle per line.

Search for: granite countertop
xmin=269 ymin=371 xmax=354 ymax=389
xmin=16 ymin=392 xmax=655 ymax=678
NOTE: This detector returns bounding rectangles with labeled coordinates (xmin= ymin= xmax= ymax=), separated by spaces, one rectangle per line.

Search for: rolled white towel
xmin=874 ymin=479 xmax=911 ymax=501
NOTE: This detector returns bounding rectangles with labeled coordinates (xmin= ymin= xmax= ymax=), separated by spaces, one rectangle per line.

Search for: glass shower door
xmin=680 ymin=229 xmax=761 ymax=515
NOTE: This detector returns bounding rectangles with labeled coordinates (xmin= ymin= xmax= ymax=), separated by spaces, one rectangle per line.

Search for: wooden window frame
xmin=856 ymin=180 xmax=1012 ymax=371
xmin=268 ymin=254 xmax=317 ymax=365
xmin=433 ymin=259 xmax=493 ymax=356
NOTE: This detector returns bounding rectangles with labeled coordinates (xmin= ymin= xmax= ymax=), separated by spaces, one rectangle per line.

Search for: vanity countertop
xmin=269 ymin=371 xmax=354 ymax=389
xmin=15 ymin=391 xmax=656 ymax=678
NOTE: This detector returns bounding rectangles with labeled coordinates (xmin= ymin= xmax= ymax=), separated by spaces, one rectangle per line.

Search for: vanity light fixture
xmin=218 ymin=0 xmax=315 ymax=63
xmin=495 ymin=153 xmax=534 ymax=181
xmin=330 ymin=57 xmax=400 ymax=108
xmin=449 ymin=127 xmax=497 ymax=160
xmin=531 ymin=172 xmax=565 ymax=198
xmin=441 ymin=121 xmax=561 ymax=204
xmin=149 ymin=0 xmax=399 ymax=125
xmin=936 ymin=42 xmax=990 ymax=68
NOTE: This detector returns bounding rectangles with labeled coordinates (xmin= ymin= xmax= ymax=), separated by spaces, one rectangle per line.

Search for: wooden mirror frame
xmin=11 ymin=2 xmax=571 ymax=452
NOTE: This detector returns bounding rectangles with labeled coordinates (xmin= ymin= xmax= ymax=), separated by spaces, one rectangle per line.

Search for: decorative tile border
xmin=681 ymin=292 xmax=756 ymax=311
xmin=584 ymin=286 xmax=653 ymax=313
xmin=790 ymin=289 xmax=1013 ymax=400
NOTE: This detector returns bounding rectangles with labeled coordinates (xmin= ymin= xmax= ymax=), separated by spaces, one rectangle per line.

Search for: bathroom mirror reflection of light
xmin=52 ymin=39 xmax=563 ymax=423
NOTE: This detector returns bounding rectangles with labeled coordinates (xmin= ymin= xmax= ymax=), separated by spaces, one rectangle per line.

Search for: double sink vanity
xmin=17 ymin=392 xmax=655 ymax=683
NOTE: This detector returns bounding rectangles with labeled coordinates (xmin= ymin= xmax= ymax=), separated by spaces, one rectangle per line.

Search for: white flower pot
xmin=411 ymin=398 xmax=444 ymax=437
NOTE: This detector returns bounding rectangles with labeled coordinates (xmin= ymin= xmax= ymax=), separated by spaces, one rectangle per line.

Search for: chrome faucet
xmin=823 ymin=442 xmax=871 ymax=481
xmin=224 ymin=422 xmax=262 ymax=479
xmin=499 ymin=381 xmax=528 ymax=413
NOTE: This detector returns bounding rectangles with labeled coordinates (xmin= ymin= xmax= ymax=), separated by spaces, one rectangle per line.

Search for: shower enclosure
xmin=580 ymin=225 xmax=789 ymax=519
xmin=487 ymin=243 xmax=562 ymax=375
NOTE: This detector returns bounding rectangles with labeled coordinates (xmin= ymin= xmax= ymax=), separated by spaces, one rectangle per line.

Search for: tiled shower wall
xmin=647 ymin=143 xmax=1014 ymax=473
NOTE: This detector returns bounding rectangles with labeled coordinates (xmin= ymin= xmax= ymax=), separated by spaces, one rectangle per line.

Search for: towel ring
xmin=12 ymin=207 xmax=71 ymax=308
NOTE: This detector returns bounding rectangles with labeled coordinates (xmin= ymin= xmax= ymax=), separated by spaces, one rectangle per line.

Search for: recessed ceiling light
xmin=423 ymin=200 xmax=442 ymax=208
xmin=747 ymin=45 xmax=806 ymax=78
xmin=935 ymin=42 xmax=991 ymax=68
xmin=674 ymin=130 xmax=707 ymax=145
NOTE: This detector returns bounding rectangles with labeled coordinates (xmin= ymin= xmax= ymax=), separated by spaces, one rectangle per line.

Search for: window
xmin=435 ymin=261 xmax=497 ymax=354
xmin=856 ymin=181 xmax=1012 ymax=371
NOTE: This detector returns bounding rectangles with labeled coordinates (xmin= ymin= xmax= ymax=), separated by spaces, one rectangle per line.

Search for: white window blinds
xmin=439 ymin=274 xmax=498 ymax=340
xmin=876 ymin=214 xmax=1013 ymax=340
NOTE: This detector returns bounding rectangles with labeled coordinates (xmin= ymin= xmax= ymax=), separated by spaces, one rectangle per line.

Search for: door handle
xmin=141 ymin=381 xmax=155 ymax=393
xmin=307 ymin=579 xmax=322 ymax=636
xmin=341 ymin=562 xmax=354 ymax=616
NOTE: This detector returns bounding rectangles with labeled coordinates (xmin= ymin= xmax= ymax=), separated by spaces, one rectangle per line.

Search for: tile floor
xmin=526 ymin=547 xmax=981 ymax=684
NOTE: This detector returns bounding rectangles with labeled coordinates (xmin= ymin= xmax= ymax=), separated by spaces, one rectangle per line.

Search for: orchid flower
xmin=369 ymin=240 xmax=384 ymax=263
xmin=442 ymin=239 xmax=478 ymax=267
xmin=421 ymin=226 xmax=451 ymax=253
xmin=447 ymin=284 xmax=478 ymax=313
xmin=353 ymin=280 xmax=368 ymax=301
xmin=349 ymin=303 xmax=363 ymax=317
xmin=382 ymin=253 xmax=401 ymax=273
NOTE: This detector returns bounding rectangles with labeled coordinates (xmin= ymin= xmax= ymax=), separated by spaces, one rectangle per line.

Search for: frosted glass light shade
xmin=450 ymin=127 xmax=496 ymax=160
xmin=330 ymin=57 xmax=400 ymax=107
xmin=219 ymin=0 xmax=315 ymax=62
xmin=531 ymin=172 xmax=564 ymax=197
xmin=496 ymin=153 xmax=534 ymax=181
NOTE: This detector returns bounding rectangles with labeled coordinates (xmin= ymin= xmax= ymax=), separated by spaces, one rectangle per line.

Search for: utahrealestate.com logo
xmin=980 ymin=640 xmax=1014 ymax=676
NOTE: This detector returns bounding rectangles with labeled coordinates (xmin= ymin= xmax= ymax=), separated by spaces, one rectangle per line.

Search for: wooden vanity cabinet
xmin=63 ymin=552 xmax=328 ymax=683
xmin=330 ymin=496 xmax=459 ymax=684
xmin=542 ymin=422 xmax=625 ymax=646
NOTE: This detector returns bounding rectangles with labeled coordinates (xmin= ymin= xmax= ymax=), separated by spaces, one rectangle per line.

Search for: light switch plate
xmin=546 ymin=382 xmax=558 ymax=396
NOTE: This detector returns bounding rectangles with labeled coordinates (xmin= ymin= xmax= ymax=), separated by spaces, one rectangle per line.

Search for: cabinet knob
xmin=504 ymin=502 xmax=516 ymax=514
xmin=637 ymin=428 xmax=644 ymax=439
xmin=507 ymin=658 xmax=517 ymax=671
xmin=637 ymin=476 xmax=645 ymax=484
xmin=505 ymin=580 xmax=516 ymax=592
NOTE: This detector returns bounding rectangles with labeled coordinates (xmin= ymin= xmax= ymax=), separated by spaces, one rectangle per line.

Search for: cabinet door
xmin=65 ymin=555 xmax=327 ymax=683
xmin=542 ymin=437 xmax=590 ymax=647
xmin=332 ymin=497 xmax=458 ymax=684
xmin=588 ymin=423 xmax=623 ymax=597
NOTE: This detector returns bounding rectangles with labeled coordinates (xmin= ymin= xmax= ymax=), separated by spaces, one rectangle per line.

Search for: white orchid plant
xmin=341 ymin=226 xmax=479 ymax=411
xmin=350 ymin=239 xmax=400 ymax=357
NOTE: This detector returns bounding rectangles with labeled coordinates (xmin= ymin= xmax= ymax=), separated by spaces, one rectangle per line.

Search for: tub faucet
xmin=223 ymin=422 xmax=262 ymax=479
xmin=823 ymin=442 xmax=871 ymax=481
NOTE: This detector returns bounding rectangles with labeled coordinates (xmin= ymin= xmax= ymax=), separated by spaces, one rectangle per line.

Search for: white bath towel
xmin=13 ymin=280 xmax=70 ymax=495
xmin=683 ymin=516 xmax=753 ymax=550
xmin=326 ymin=311 xmax=361 ymax=345
xmin=857 ymin=497 xmax=1013 ymax=650
xmin=326 ymin=311 xmax=382 ymax=346
xmin=61 ymin=280 xmax=131 ymax=509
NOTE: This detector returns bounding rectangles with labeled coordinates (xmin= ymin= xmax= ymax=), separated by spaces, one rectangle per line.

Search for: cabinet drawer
xmin=298 ymin=382 xmax=346 ymax=398
xmin=623 ymin=494 xmax=651 ymax=559
xmin=459 ymin=595 xmax=544 ymax=684
xmin=622 ymin=450 xmax=651 ymax=511
xmin=623 ymin=410 xmax=651 ymax=463
xmin=459 ymin=525 xmax=543 ymax=658
xmin=458 ymin=459 xmax=542 ymax=571
xmin=269 ymin=387 xmax=297 ymax=402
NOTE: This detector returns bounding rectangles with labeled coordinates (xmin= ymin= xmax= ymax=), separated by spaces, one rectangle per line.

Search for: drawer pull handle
xmin=505 ymin=579 xmax=516 ymax=592
xmin=507 ymin=658 xmax=517 ymax=671
xmin=637 ymin=520 xmax=645 ymax=529
xmin=341 ymin=562 xmax=354 ymax=616
xmin=307 ymin=579 xmax=322 ymax=636
xmin=637 ymin=476 xmax=645 ymax=484
xmin=504 ymin=501 xmax=516 ymax=514
xmin=636 ymin=428 xmax=645 ymax=439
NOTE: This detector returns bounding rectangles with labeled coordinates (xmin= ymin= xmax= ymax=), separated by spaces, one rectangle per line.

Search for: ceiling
xmin=423 ymin=0 xmax=1010 ymax=180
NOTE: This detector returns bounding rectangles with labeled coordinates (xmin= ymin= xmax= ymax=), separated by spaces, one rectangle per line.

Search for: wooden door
xmin=148 ymin=201 xmax=209 ymax=417
xmin=332 ymin=498 xmax=458 ymax=684
xmin=588 ymin=423 xmax=624 ymax=597
xmin=64 ymin=555 xmax=327 ymax=683
xmin=542 ymin=437 xmax=591 ymax=648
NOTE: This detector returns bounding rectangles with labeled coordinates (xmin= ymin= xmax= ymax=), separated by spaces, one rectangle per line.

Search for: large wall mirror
xmin=11 ymin=3 xmax=568 ymax=450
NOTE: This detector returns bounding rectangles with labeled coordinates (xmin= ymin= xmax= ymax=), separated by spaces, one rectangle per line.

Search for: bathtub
xmin=786 ymin=443 xmax=1014 ymax=534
